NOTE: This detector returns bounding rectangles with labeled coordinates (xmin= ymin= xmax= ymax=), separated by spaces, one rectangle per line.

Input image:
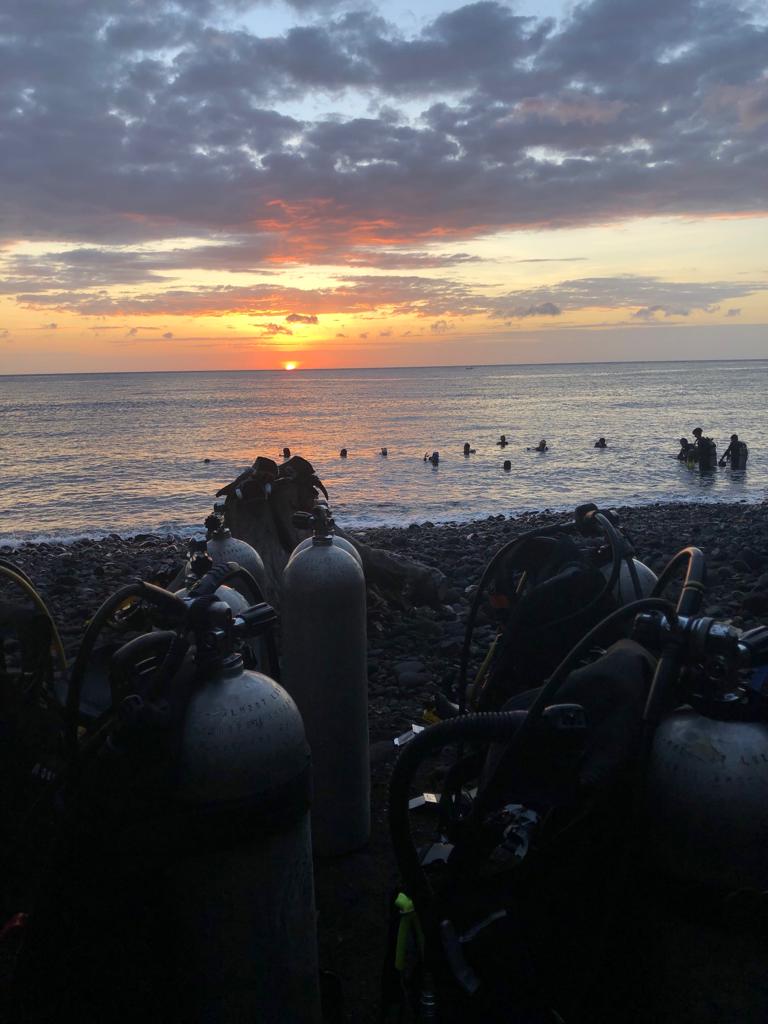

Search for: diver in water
xmin=340 ymin=448 xmax=348 ymax=458
xmin=594 ymin=437 xmax=607 ymax=448
xmin=380 ymin=448 xmax=388 ymax=457
xmin=527 ymin=439 xmax=548 ymax=452
xmin=424 ymin=451 xmax=439 ymax=466
xmin=496 ymin=435 xmax=508 ymax=447
xmin=676 ymin=438 xmax=692 ymax=461
xmin=719 ymin=434 xmax=749 ymax=469
xmin=463 ymin=442 xmax=476 ymax=456
xmin=692 ymin=427 xmax=717 ymax=470
xmin=282 ymin=447 xmax=291 ymax=459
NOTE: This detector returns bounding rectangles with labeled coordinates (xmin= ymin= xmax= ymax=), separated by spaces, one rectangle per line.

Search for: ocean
xmin=1 ymin=360 xmax=766 ymax=545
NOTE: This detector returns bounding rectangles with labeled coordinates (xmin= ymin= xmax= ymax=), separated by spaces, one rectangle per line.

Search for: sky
xmin=0 ymin=0 xmax=766 ymax=373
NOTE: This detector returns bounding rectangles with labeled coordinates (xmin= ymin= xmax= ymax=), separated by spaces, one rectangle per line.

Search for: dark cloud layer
xmin=1 ymin=0 xmax=766 ymax=308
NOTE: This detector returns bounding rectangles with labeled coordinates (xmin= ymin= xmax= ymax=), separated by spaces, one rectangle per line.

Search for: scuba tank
xmin=204 ymin=510 xmax=268 ymax=597
xmin=176 ymin=540 xmax=253 ymax=613
xmin=13 ymin=584 xmax=321 ymax=1024
xmin=287 ymin=503 xmax=363 ymax=569
xmin=282 ymin=504 xmax=370 ymax=856
xmin=600 ymin=556 xmax=657 ymax=604
xmin=170 ymin=596 xmax=321 ymax=1023
xmin=731 ymin=440 xmax=749 ymax=470
xmin=639 ymin=616 xmax=768 ymax=891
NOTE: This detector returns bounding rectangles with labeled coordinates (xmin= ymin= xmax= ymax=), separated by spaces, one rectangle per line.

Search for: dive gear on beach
xmin=10 ymin=585 xmax=322 ymax=1024
xmin=461 ymin=504 xmax=656 ymax=712
xmin=282 ymin=504 xmax=370 ymax=855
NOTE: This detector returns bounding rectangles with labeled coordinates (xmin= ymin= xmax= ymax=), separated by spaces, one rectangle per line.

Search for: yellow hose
xmin=0 ymin=564 xmax=68 ymax=675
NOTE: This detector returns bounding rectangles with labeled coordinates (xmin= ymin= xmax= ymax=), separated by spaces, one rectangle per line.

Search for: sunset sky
xmin=1 ymin=0 xmax=766 ymax=372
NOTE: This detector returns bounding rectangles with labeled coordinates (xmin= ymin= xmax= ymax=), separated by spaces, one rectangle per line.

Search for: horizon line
xmin=2 ymin=355 xmax=768 ymax=379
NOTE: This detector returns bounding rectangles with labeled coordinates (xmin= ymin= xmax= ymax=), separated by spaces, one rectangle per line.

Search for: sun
xmin=283 ymin=361 xmax=298 ymax=371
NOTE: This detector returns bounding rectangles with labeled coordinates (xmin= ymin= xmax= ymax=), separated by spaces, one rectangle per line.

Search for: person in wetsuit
xmin=677 ymin=438 xmax=692 ymax=462
xmin=594 ymin=437 xmax=607 ymax=448
xmin=692 ymin=427 xmax=718 ymax=470
xmin=719 ymin=434 xmax=749 ymax=469
xmin=527 ymin=439 xmax=548 ymax=452
xmin=496 ymin=435 xmax=508 ymax=447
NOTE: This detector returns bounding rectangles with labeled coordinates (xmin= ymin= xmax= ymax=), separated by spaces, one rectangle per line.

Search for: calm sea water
xmin=1 ymin=361 xmax=766 ymax=545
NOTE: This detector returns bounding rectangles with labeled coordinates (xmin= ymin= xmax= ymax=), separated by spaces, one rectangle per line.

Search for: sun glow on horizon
xmin=283 ymin=361 xmax=298 ymax=370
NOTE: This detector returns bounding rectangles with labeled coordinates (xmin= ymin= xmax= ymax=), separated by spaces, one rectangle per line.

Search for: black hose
xmin=457 ymin=523 xmax=575 ymax=714
xmin=65 ymin=582 xmax=187 ymax=762
xmin=505 ymin=596 xmax=679 ymax=756
xmin=190 ymin=562 xmax=264 ymax=604
xmin=459 ymin=510 xmax=625 ymax=715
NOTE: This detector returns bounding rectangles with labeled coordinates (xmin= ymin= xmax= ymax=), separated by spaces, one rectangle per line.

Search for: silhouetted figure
xmin=496 ymin=435 xmax=508 ymax=447
xmin=594 ymin=437 xmax=607 ymax=448
xmin=692 ymin=427 xmax=717 ymax=470
xmin=503 ymin=460 xmax=511 ymax=472
xmin=528 ymin=439 xmax=548 ymax=452
xmin=463 ymin=442 xmax=476 ymax=456
xmin=424 ymin=451 xmax=439 ymax=466
xmin=282 ymin=447 xmax=291 ymax=459
xmin=381 ymin=448 xmax=388 ymax=457
xmin=340 ymin=448 xmax=348 ymax=458
xmin=677 ymin=438 xmax=692 ymax=462
xmin=720 ymin=433 xmax=749 ymax=469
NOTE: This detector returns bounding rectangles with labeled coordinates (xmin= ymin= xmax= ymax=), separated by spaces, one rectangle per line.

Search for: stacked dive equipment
xmin=459 ymin=502 xmax=657 ymax=713
xmin=384 ymin=507 xmax=753 ymax=1022
xmin=4 ymin=564 xmax=321 ymax=1024
xmin=282 ymin=502 xmax=370 ymax=855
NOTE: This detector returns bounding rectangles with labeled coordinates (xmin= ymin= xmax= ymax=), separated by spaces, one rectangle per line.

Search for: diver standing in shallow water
xmin=496 ymin=435 xmax=508 ymax=447
xmin=594 ymin=437 xmax=607 ymax=449
xmin=424 ymin=451 xmax=439 ymax=466
xmin=692 ymin=427 xmax=717 ymax=470
xmin=463 ymin=442 xmax=476 ymax=456
xmin=676 ymin=438 xmax=692 ymax=461
xmin=720 ymin=433 xmax=749 ymax=469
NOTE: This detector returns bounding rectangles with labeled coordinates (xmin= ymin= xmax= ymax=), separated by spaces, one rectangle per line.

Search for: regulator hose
xmin=651 ymin=545 xmax=706 ymax=617
xmin=0 ymin=562 xmax=68 ymax=676
xmin=459 ymin=510 xmax=627 ymax=715
xmin=65 ymin=581 xmax=187 ymax=761
xmin=189 ymin=561 xmax=264 ymax=604
xmin=458 ymin=522 xmax=575 ymax=714
xmin=642 ymin=546 xmax=706 ymax=726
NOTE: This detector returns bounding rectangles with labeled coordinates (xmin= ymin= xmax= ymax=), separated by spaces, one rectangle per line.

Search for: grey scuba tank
xmin=600 ymin=558 xmax=657 ymax=604
xmin=288 ymin=533 xmax=363 ymax=568
xmin=645 ymin=707 xmax=768 ymax=891
xmin=171 ymin=600 xmax=322 ymax=1023
xmin=204 ymin=512 xmax=267 ymax=598
xmin=281 ymin=506 xmax=370 ymax=856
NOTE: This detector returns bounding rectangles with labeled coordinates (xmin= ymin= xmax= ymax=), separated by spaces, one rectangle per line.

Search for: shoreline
xmin=2 ymin=494 xmax=765 ymax=552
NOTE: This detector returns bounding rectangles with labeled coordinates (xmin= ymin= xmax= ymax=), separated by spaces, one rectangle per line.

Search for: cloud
xmin=507 ymin=302 xmax=561 ymax=318
xmin=41 ymin=322 xmax=58 ymax=329
xmin=0 ymin=0 xmax=765 ymax=274
xmin=285 ymin=312 xmax=319 ymax=323
xmin=255 ymin=322 xmax=293 ymax=337
xmin=162 ymin=331 xmax=174 ymax=338
xmin=0 ymin=328 xmax=9 ymax=340
xmin=727 ymin=307 xmax=742 ymax=317
xmin=430 ymin=319 xmax=453 ymax=333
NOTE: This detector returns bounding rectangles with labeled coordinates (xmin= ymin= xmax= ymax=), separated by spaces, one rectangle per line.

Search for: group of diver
xmin=282 ymin=429 xmax=749 ymax=471
xmin=676 ymin=428 xmax=749 ymax=470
